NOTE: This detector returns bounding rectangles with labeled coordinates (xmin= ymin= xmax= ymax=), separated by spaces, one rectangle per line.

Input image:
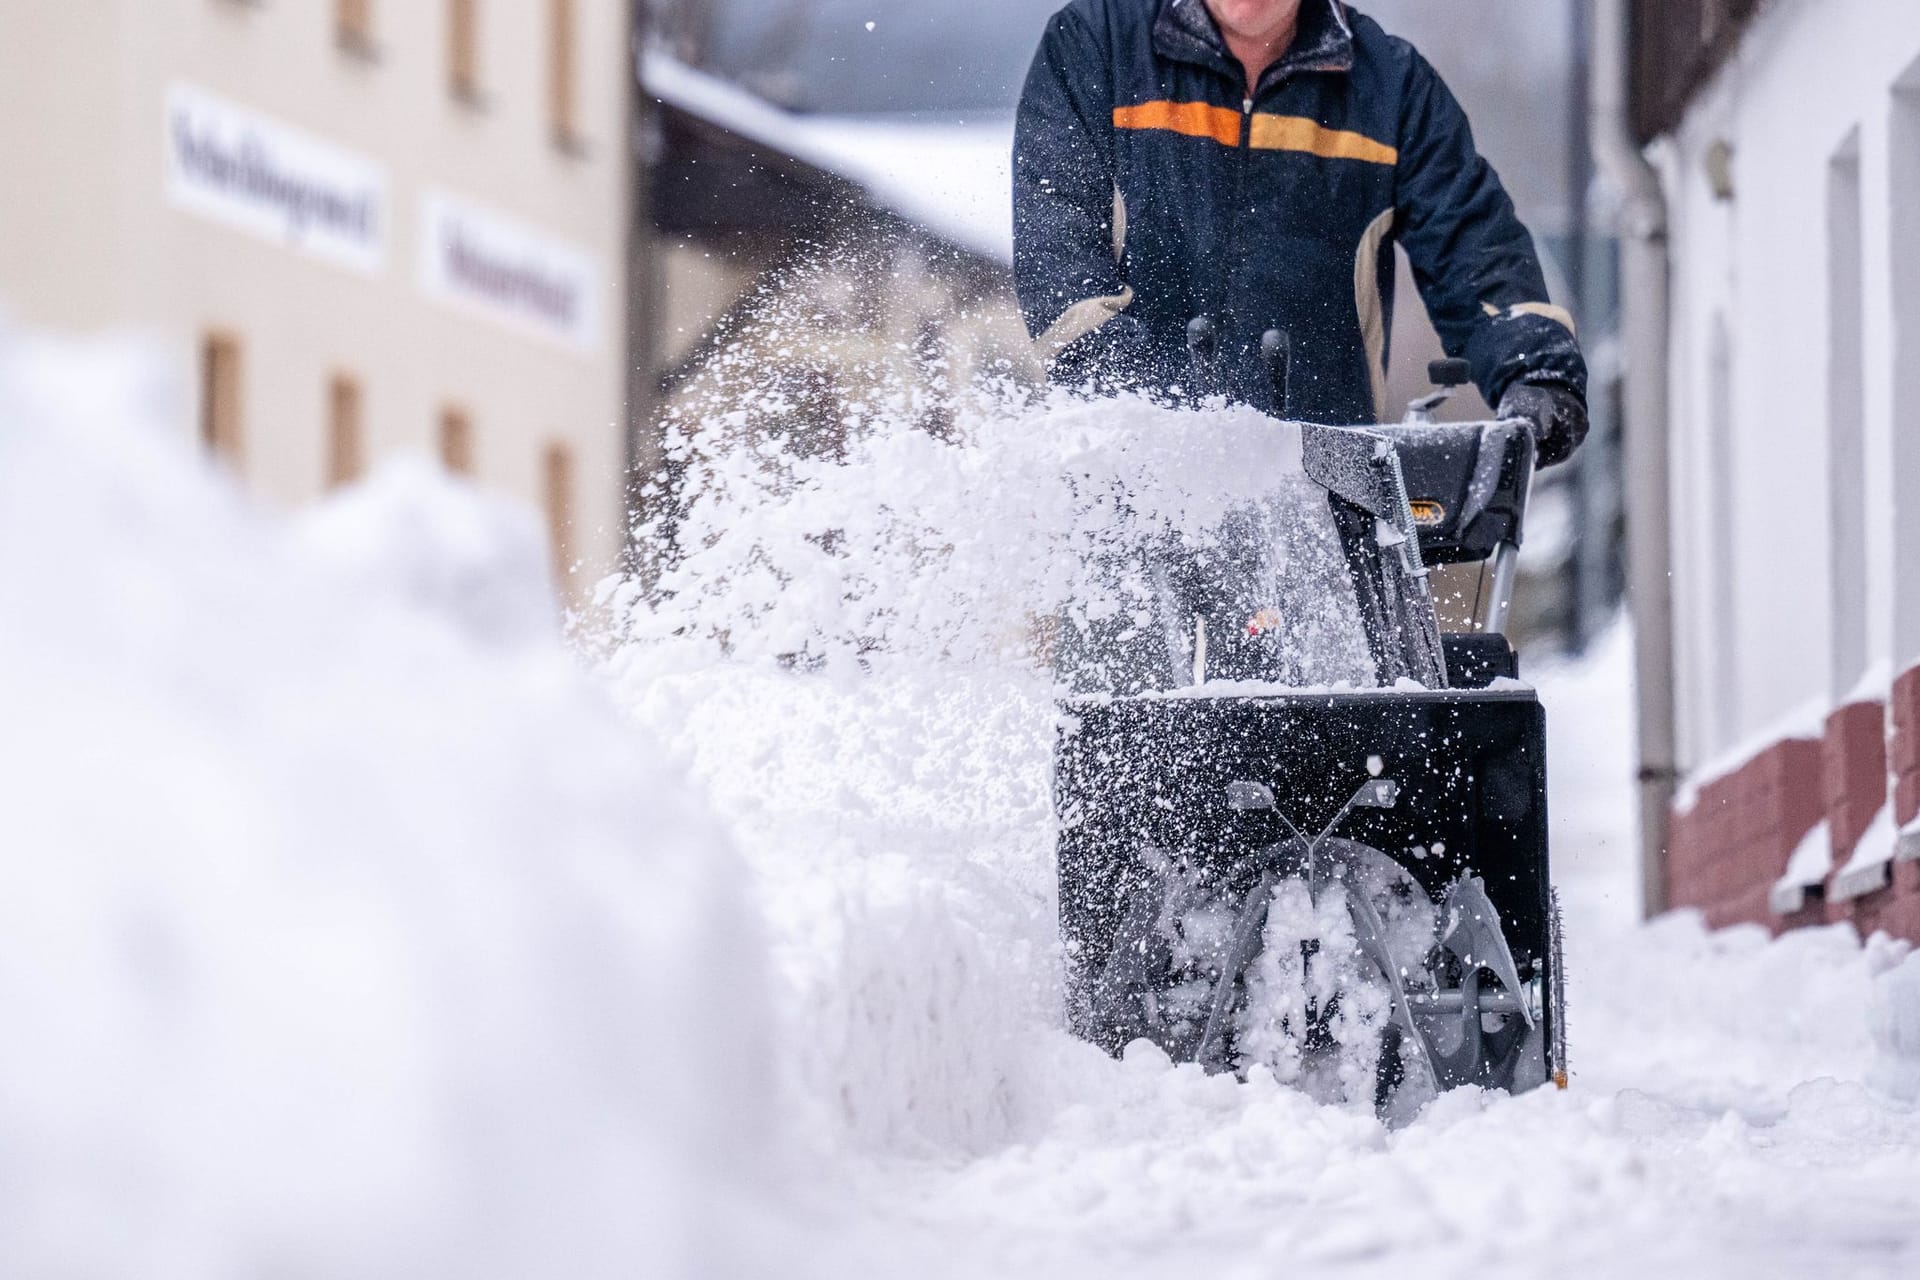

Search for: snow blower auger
xmin=1054 ymin=324 xmax=1567 ymax=1119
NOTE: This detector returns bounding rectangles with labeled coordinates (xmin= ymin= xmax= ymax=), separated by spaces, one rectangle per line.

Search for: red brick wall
xmin=1824 ymin=701 xmax=1888 ymax=862
xmin=1848 ymin=669 xmax=1920 ymax=940
xmin=1667 ymin=737 xmax=1823 ymax=931
xmin=1667 ymin=674 xmax=1920 ymax=945
xmin=1894 ymin=666 xmax=1920 ymax=828
xmin=1822 ymin=700 xmax=1890 ymax=925
xmin=1848 ymin=861 xmax=1920 ymax=941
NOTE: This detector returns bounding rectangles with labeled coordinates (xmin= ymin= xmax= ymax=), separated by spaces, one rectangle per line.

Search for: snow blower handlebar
xmin=1182 ymin=320 xmax=1536 ymax=677
xmin=1381 ymin=411 xmax=1535 ymax=640
xmin=1183 ymin=319 xmax=1535 ymax=576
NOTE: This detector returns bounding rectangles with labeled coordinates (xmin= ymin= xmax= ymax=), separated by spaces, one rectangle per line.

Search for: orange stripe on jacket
xmin=1112 ymin=101 xmax=1242 ymax=148
xmin=1250 ymin=114 xmax=1397 ymax=165
xmin=1113 ymin=101 xmax=1397 ymax=166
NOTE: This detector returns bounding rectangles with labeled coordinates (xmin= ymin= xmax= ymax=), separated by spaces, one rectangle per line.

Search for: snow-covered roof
xmin=641 ymin=50 xmax=1014 ymax=265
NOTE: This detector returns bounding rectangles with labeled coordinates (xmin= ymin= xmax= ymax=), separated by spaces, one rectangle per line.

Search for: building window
xmin=548 ymin=0 xmax=580 ymax=149
xmin=439 ymin=406 xmax=474 ymax=474
xmin=1828 ymin=129 xmax=1869 ymax=699
xmin=337 ymin=0 xmax=375 ymax=56
xmin=326 ymin=374 xmax=365 ymax=489
xmin=1893 ymin=62 xmax=1920 ymax=667
xmin=449 ymin=0 xmax=480 ymax=101
xmin=543 ymin=440 xmax=576 ymax=586
xmin=200 ymin=332 xmax=244 ymax=463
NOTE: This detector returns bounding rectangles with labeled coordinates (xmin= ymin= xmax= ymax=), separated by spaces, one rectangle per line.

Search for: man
xmin=1013 ymin=0 xmax=1587 ymax=464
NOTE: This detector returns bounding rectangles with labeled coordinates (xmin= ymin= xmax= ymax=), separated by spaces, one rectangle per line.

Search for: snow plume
xmin=618 ymin=374 xmax=1374 ymax=685
xmin=599 ymin=369 xmax=1377 ymax=1155
xmin=0 ymin=329 xmax=780 ymax=1279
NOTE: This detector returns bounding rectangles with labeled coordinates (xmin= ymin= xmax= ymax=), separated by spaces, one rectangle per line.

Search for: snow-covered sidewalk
xmin=5 ymin=328 xmax=1920 ymax=1278
xmin=610 ymin=381 xmax=1920 ymax=1279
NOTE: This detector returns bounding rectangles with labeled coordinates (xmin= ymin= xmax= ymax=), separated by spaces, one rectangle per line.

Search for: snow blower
xmin=1054 ymin=325 xmax=1567 ymax=1116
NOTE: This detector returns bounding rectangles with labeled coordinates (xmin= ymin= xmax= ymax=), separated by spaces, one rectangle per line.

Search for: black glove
xmin=1497 ymin=380 xmax=1588 ymax=468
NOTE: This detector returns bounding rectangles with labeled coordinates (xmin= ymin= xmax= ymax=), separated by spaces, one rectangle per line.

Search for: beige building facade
xmin=0 ymin=0 xmax=637 ymax=584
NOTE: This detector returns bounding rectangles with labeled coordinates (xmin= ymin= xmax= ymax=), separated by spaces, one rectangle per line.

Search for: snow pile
xmin=1872 ymin=950 xmax=1920 ymax=1102
xmin=0 ymin=330 xmax=778 ymax=1279
xmin=294 ymin=458 xmax=565 ymax=651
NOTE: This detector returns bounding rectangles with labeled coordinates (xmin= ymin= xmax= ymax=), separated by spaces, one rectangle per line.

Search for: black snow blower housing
xmin=1054 ymin=331 xmax=1567 ymax=1117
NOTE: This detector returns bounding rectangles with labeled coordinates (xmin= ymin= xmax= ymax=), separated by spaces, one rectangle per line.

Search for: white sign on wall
xmin=165 ymin=83 xmax=387 ymax=275
xmin=419 ymin=191 xmax=602 ymax=354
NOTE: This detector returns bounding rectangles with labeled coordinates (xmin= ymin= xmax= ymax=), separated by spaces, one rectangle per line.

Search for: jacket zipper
xmin=1225 ymin=95 xmax=1252 ymax=357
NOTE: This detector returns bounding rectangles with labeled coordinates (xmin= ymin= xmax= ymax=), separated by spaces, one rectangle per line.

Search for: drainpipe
xmin=1592 ymin=0 xmax=1677 ymax=917
xmin=1565 ymin=0 xmax=1594 ymax=654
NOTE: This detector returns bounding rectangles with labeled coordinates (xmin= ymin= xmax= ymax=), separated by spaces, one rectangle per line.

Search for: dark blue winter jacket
xmin=1013 ymin=0 xmax=1586 ymax=424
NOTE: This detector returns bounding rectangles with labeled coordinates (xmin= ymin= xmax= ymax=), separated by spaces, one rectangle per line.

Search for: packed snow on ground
xmin=605 ymin=372 xmax=1920 ymax=1279
xmin=8 ymin=322 xmax=1920 ymax=1279
xmin=0 ymin=328 xmax=786 ymax=1278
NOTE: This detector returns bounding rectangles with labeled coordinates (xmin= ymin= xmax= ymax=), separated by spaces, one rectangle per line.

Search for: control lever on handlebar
xmin=1186 ymin=316 xmax=1219 ymax=399
xmin=1261 ymin=329 xmax=1291 ymax=419
xmin=1403 ymin=358 xmax=1474 ymax=425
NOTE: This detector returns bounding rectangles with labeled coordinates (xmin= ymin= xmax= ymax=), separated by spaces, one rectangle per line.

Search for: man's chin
xmin=1216 ymin=17 xmax=1298 ymax=46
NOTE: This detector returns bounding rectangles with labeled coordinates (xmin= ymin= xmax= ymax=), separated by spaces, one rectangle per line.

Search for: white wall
xmin=1891 ymin=63 xmax=1920 ymax=666
xmin=1661 ymin=0 xmax=1920 ymax=768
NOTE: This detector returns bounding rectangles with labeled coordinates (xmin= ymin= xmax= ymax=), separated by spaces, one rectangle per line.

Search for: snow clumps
xmin=0 ymin=328 xmax=778 ymax=1279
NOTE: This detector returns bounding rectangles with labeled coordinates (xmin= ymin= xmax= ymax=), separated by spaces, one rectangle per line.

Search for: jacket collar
xmin=1153 ymin=0 xmax=1355 ymax=91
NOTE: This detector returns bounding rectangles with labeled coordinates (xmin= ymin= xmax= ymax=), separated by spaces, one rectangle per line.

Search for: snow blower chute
xmin=1054 ymin=327 xmax=1567 ymax=1116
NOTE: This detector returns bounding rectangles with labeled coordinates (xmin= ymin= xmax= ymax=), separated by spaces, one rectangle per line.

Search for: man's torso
xmin=1064 ymin=0 xmax=1414 ymax=421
